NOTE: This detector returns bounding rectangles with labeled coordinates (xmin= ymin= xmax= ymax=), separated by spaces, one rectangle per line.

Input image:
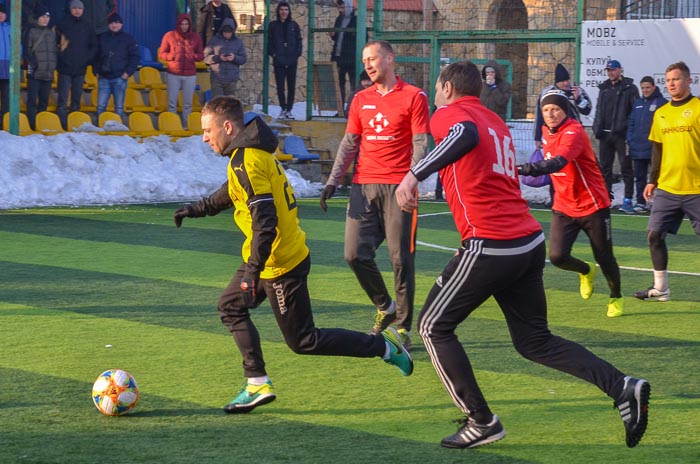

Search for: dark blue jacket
xmin=95 ymin=28 xmax=139 ymax=79
xmin=592 ymin=76 xmax=639 ymax=139
xmin=55 ymin=13 xmax=97 ymax=75
xmin=626 ymin=87 xmax=667 ymax=160
xmin=268 ymin=15 xmax=302 ymax=68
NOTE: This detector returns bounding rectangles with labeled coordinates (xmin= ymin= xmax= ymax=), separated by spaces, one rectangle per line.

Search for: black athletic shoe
xmin=440 ymin=415 xmax=506 ymax=449
xmin=614 ymin=376 xmax=650 ymax=448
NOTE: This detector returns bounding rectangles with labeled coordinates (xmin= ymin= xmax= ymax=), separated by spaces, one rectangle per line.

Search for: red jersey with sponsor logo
xmin=346 ymin=77 xmax=430 ymax=184
xmin=430 ymin=96 xmax=541 ymax=240
xmin=541 ymin=118 xmax=611 ymax=217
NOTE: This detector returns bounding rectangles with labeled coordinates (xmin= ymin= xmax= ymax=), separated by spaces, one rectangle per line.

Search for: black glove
xmin=173 ymin=205 xmax=195 ymax=228
xmin=516 ymin=164 xmax=526 ymax=176
xmin=319 ymin=185 xmax=336 ymax=212
xmin=240 ymin=269 xmax=260 ymax=308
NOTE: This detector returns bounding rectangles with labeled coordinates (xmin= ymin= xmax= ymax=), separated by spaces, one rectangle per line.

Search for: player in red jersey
xmin=320 ymin=40 xmax=430 ymax=347
xmin=518 ymin=89 xmax=624 ymax=317
xmin=395 ymin=61 xmax=649 ymax=449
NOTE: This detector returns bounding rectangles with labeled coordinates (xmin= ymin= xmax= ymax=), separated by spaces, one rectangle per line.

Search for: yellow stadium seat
xmin=125 ymin=88 xmax=155 ymax=113
xmin=149 ymin=88 xmax=168 ymax=112
xmin=3 ymin=112 xmax=37 ymax=136
xmin=127 ymin=74 xmax=144 ymax=90
xmin=138 ymin=66 xmax=166 ymax=90
xmin=67 ymin=111 xmax=96 ymax=131
xmin=35 ymin=111 xmax=65 ymax=135
xmin=83 ymin=66 xmax=97 ymax=91
xmin=98 ymin=111 xmax=134 ymax=135
xmin=177 ymin=92 xmax=202 ymax=112
xmin=158 ymin=112 xmax=193 ymax=138
xmin=128 ymin=111 xmax=161 ymax=137
xmin=187 ymin=111 xmax=202 ymax=134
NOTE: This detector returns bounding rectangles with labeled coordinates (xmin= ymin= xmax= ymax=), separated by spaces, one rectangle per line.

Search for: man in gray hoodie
xmin=203 ymin=17 xmax=247 ymax=97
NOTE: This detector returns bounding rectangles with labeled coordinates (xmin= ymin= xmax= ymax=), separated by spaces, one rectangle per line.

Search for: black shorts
xmin=648 ymin=189 xmax=700 ymax=235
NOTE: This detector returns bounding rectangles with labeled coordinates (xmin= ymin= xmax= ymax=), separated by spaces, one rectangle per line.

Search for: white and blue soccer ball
xmin=92 ymin=369 xmax=140 ymax=416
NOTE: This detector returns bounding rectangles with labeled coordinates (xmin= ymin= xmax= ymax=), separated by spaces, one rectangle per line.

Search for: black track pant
xmin=418 ymin=232 xmax=625 ymax=416
xmin=548 ymin=208 xmax=622 ymax=298
xmin=218 ymin=254 xmax=386 ymax=378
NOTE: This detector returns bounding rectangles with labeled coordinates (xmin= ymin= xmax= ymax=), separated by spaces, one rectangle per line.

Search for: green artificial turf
xmin=1 ymin=200 xmax=698 ymax=463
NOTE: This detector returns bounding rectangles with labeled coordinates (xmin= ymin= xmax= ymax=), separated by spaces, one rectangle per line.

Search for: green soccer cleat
xmin=382 ymin=327 xmax=413 ymax=376
xmin=607 ymin=297 xmax=624 ymax=318
xmin=579 ymin=261 xmax=596 ymax=300
xmin=223 ymin=380 xmax=276 ymax=414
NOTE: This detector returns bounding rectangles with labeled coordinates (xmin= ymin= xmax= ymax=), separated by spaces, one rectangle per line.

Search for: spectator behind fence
xmin=0 ymin=4 xmax=10 ymax=130
xmin=159 ymin=13 xmax=204 ymax=128
xmin=94 ymin=13 xmax=139 ymax=120
xmin=345 ymin=69 xmax=371 ymax=111
xmin=66 ymin=0 xmax=116 ymax=35
xmin=203 ymin=17 xmax=246 ymax=98
xmin=479 ymin=60 xmax=511 ymax=121
xmin=534 ymin=63 xmax=592 ymax=149
xmin=634 ymin=61 xmax=700 ymax=303
xmin=592 ymin=59 xmax=639 ymax=212
xmin=626 ymin=75 xmax=667 ymax=214
xmin=197 ymin=0 xmax=236 ymax=49
xmin=55 ymin=0 xmax=97 ymax=129
xmin=268 ymin=1 xmax=302 ymax=120
xmin=330 ymin=0 xmax=358 ymax=111
xmin=23 ymin=7 xmax=57 ymax=130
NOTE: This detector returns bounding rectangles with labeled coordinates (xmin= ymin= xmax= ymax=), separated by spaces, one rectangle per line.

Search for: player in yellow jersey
xmin=635 ymin=61 xmax=700 ymax=302
xmin=173 ymin=96 xmax=412 ymax=414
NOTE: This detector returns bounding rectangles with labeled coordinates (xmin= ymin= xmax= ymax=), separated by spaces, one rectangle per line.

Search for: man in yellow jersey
xmin=173 ymin=96 xmax=412 ymax=414
xmin=635 ymin=61 xmax=700 ymax=302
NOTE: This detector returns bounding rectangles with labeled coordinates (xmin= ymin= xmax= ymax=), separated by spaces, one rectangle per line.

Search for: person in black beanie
xmin=534 ymin=63 xmax=592 ymax=150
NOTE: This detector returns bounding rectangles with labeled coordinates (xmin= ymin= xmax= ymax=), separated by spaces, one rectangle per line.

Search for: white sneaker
xmin=634 ymin=286 xmax=670 ymax=302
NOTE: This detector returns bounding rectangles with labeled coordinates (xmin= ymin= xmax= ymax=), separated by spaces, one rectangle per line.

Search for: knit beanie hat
xmin=69 ymin=0 xmax=84 ymax=9
xmin=554 ymin=64 xmax=570 ymax=83
xmin=107 ymin=13 xmax=123 ymax=24
xmin=540 ymin=89 xmax=569 ymax=111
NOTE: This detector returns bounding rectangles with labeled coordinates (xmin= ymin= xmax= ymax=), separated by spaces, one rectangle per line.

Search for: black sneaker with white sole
xmin=440 ymin=415 xmax=506 ymax=449
xmin=614 ymin=376 xmax=650 ymax=448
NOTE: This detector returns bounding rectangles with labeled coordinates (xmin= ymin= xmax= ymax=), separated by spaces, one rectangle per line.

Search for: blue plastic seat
xmin=139 ymin=45 xmax=164 ymax=71
xmin=283 ymin=135 xmax=320 ymax=161
xmin=244 ymin=111 xmax=259 ymax=125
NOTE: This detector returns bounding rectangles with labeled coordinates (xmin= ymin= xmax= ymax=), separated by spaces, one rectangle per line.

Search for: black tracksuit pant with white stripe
xmin=418 ymin=232 xmax=626 ymax=417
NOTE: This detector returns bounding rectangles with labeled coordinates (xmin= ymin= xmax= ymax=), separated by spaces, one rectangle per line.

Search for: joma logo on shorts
xmin=273 ymin=282 xmax=287 ymax=314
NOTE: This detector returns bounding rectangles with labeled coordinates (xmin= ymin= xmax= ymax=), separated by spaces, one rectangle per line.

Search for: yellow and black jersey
xmin=226 ymin=120 xmax=308 ymax=279
xmin=649 ymin=96 xmax=700 ymax=194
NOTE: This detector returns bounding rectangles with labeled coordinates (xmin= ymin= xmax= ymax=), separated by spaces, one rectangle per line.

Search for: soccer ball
xmin=92 ymin=369 xmax=140 ymax=416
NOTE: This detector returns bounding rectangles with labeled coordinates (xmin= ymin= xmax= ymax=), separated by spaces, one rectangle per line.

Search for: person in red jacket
xmin=394 ymin=60 xmax=649 ymax=450
xmin=518 ymin=89 xmax=625 ymax=317
xmin=159 ymin=13 xmax=204 ymax=127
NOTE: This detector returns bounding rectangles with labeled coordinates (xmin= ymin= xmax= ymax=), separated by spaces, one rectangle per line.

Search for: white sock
xmin=379 ymin=300 xmax=396 ymax=314
xmin=382 ymin=342 xmax=391 ymax=360
xmin=248 ymin=376 xmax=270 ymax=385
xmin=653 ymin=270 xmax=668 ymax=291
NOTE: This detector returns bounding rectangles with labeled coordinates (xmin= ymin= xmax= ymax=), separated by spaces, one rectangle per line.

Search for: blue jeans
xmin=97 ymin=77 xmax=127 ymax=119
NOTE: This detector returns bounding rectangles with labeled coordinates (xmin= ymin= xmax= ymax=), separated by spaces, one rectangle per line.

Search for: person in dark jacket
xmin=268 ymin=1 xmax=302 ymax=119
xmin=23 ymin=7 xmax=57 ymax=130
xmin=626 ymin=76 xmax=667 ymax=213
xmin=197 ymin=0 xmax=236 ymax=49
xmin=55 ymin=0 xmax=98 ymax=129
xmin=534 ymin=63 xmax=592 ymax=149
xmin=479 ymin=60 xmax=511 ymax=121
xmin=203 ymin=17 xmax=246 ymax=98
xmin=65 ymin=0 xmax=116 ymax=35
xmin=94 ymin=13 xmax=139 ymax=119
xmin=329 ymin=0 xmax=358 ymax=112
xmin=592 ymin=59 xmax=639 ymax=211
